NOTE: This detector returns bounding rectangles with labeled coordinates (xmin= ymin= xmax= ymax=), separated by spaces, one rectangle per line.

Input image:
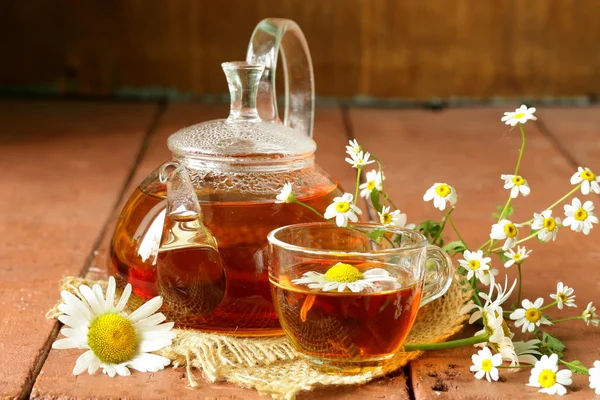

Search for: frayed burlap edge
xmin=47 ymin=275 xmax=472 ymax=400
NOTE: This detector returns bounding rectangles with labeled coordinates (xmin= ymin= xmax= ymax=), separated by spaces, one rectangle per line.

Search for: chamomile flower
xmin=470 ymin=347 xmax=502 ymax=382
xmin=510 ymin=339 xmax=542 ymax=366
xmin=549 ymin=282 xmax=576 ymax=310
xmin=563 ymin=198 xmax=599 ymax=235
xmin=527 ymin=354 xmax=572 ymax=396
xmin=501 ymin=174 xmax=531 ymax=198
xmin=490 ymin=219 xmax=521 ymax=250
xmin=275 ymin=182 xmax=295 ymax=203
xmin=589 ymin=361 xmax=600 ymax=395
xmin=378 ymin=206 xmax=405 ymax=227
xmin=345 ymin=139 xmax=362 ymax=156
xmin=345 ymin=150 xmax=375 ymax=168
xmin=479 ymin=268 xmax=499 ymax=286
xmin=291 ymin=263 xmax=398 ymax=293
xmin=359 ymin=169 xmax=384 ymax=198
xmin=501 ymin=105 xmax=537 ymax=126
xmin=423 ymin=183 xmax=457 ymax=211
xmin=458 ymin=250 xmax=492 ymax=283
xmin=510 ymin=298 xmax=552 ymax=333
xmin=582 ymin=302 xmax=599 ymax=327
xmin=531 ymin=210 xmax=561 ymax=242
xmin=503 ymin=246 xmax=532 ymax=268
xmin=52 ymin=277 xmax=175 ymax=377
xmin=324 ymin=193 xmax=362 ymax=227
xmin=570 ymin=166 xmax=600 ymax=195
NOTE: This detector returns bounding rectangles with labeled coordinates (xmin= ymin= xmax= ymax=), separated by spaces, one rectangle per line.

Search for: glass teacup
xmin=267 ymin=222 xmax=453 ymax=374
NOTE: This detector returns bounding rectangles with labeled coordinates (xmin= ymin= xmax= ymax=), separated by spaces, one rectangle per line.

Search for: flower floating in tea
xmin=52 ymin=277 xmax=176 ymax=377
xmin=291 ymin=263 xmax=397 ymax=293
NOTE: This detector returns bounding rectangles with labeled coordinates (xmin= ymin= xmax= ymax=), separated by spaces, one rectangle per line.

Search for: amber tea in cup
xmin=267 ymin=223 xmax=453 ymax=374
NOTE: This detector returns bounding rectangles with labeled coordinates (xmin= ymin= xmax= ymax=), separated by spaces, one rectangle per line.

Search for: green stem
xmin=432 ymin=208 xmax=453 ymax=244
xmin=517 ymin=263 xmax=523 ymax=305
xmin=292 ymin=199 xmax=325 ymax=219
xmin=403 ymin=333 xmax=489 ymax=352
xmin=553 ymin=316 xmax=583 ymax=324
xmin=544 ymin=184 xmax=582 ymax=212
xmin=490 ymin=232 xmax=537 ymax=252
xmin=560 ymin=359 xmax=589 ymax=374
xmin=540 ymin=300 xmax=557 ymax=311
xmin=447 ymin=213 xmax=467 ymax=248
xmin=477 ymin=238 xmax=492 ymax=251
xmin=514 ymin=123 xmax=527 ymax=176
xmin=354 ymin=166 xmax=363 ymax=203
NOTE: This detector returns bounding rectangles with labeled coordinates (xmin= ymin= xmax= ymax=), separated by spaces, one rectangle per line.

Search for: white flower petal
xmin=127 ymin=296 xmax=163 ymax=323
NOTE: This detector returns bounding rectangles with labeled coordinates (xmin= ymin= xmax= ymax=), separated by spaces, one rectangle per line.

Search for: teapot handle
xmin=246 ymin=18 xmax=315 ymax=138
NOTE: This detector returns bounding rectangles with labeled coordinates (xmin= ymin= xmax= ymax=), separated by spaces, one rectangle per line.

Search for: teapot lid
xmin=167 ymin=62 xmax=316 ymax=162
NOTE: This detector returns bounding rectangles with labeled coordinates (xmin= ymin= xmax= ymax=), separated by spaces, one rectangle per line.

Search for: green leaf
xmin=370 ymin=190 xmax=383 ymax=214
xmin=495 ymin=251 xmax=511 ymax=262
xmin=541 ymin=332 xmax=566 ymax=357
xmin=561 ymin=360 xmax=589 ymax=375
xmin=365 ymin=227 xmax=386 ymax=243
xmin=442 ymin=241 xmax=467 ymax=256
xmin=492 ymin=204 xmax=514 ymax=219
xmin=417 ymin=220 xmax=442 ymax=244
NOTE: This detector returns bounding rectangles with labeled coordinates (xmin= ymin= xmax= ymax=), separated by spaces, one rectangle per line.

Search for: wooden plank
xmin=3 ymin=1 xmax=600 ymax=99
xmin=0 ymin=101 xmax=157 ymax=399
xmin=33 ymin=105 xmax=410 ymax=399
xmin=349 ymin=107 xmax=600 ymax=398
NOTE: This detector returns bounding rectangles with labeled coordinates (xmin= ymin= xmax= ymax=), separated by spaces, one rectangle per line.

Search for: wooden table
xmin=1 ymin=100 xmax=599 ymax=399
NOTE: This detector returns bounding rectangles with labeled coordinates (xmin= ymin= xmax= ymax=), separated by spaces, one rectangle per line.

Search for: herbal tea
xmin=270 ymin=261 xmax=422 ymax=370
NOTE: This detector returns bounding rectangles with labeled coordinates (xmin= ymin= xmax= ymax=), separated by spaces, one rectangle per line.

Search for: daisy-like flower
xmin=527 ymin=354 xmax=572 ymax=396
xmin=345 ymin=139 xmax=362 ymax=156
xmin=345 ymin=150 xmax=375 ymax=169
xmin=359 ymin=169 xmax=384 ymax=198
xmin=323 ymin=193 xmax=362 ymax=227
xmin=501 ymin=105 xmax=537 ymax=126
xmin=291 ymin=263 xmax=398 ymax=293
xmin=52 ymin=277 xmax=175 ymax=377
xmin=378 ymin=206 xmax=405 ymax=227
xmin=549 ymin=282 xmax=576 ymax=310
xmin=570 ymin=166 xmax=600 ymax=195
xmin=479 ymin=268 xmax=499 ymax=286
xmin=275 ymin=182 xmax=295 ymax=203
xmin=470 ymin=347 xmax=502 ymax=382
xmin=423 ymin=183 xmax=458 ymax=211
xmin=458 ymin=250 xmax=492 ymax=283
xmin=531 ymin=210 xmax=561 ymax=242
xmin=589 ymin=360 xmax=600 ymax=395
xmin=503 ymin=246 xmax=532 ymax=268
xmin=505 ymin=339 xmax=542 ymax=366
xmin=563 ymin=198 xmax=599 ymax=235
xmin=490 ymin=219 xmax=521 ymax=250
xmin=510 ymin=298 xmax=552 ymax=333
xmin=582 ymin=302 xmax=599 ymax=327
xmin=501 ymin=174 xmax=531 ymax=198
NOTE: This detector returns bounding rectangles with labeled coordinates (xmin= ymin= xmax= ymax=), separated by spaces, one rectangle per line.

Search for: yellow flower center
xmin=513 ymin=253 xmax=522 ymax=261
xmin=512 ymin=175 xmax=525 ymax=186
xmin=434 ymin=184 xmax=451 ymax=198
xmin=88 ymin=313 xmax=138 ymax=364
xmin=324 ymin=263 xmax=363 ymax=283
xmin=538 ymin=369 xmax=557 ymax=389
xmin=468 ymin=260 xmax=481 ymax=270
xmin=525 ymin=308 xmax=542 ymax=323
xmin=558 ymin=293 xmax=568 ymax=302
xmin=575 ymin=208 xmax=588 ymax=221
xmin=504 ymin=223 xmax=518 ymax=238
xmin=481 ymin=359 xmax=493 ymax=373
xmin=335 ymin=201 xmax=351 ymax=213
xmin=366 ymin=181 xmax=376 ymax=191
xmin=580 ymin=170 xmax=596 ymax=181
xmin=513 ymin=112 xmax=526 ymax=119
xmin=543 ymin=217 xmax=556 ymax=231
xmin=381 ymin=213 xmax=393 ymax=225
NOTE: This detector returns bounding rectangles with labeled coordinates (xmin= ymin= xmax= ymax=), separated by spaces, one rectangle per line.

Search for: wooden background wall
xmin=2 ymin=0 xmax=599 ymax=100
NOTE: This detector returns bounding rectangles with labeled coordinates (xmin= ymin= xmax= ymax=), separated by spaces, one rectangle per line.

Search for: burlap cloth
xmin=48 ymin=276 xmax=472 ymax=399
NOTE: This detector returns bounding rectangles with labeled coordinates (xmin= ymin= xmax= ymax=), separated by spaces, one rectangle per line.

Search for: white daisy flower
xmin=458 ymin=250 xmax=492 ymax=283
xmin=503 ymin=339 xmax=542 ymax=366
xmin=527 ymin=354 xmax=572 ymax=396
xmin=378 ymin=205 xmax=412 ymax=228
xmin=589 ymin=361 xmax=600 ymax=395
xmin=563 ymin=198 xmax=599 ymax=235
xmin=52 ymin=277 xmax=175 ymax=377
xmin=570 ymin=166 xmax=600 ymax=195
xmin=479 ymin=268 xmax=499 ymax=286
xmin=345 ymin=139 xmax=362 ymax=156
xmin=275 ymin=182 xmax=295 ymax=203
xmin=490 ymin=219 xmax=521 ymax=250
xmin=323 ymin=193 xmax=362 ymax=227
xmin=291 ymin=263 xmax=398 ymax=293
xmin=423 ymin=183 xmax=458 ymax=211
xmin=549 ymin=282 xmax=576 ymax=310
xmin=582 ymin=302 xmax=599 ymax=327
xmin=470 ymin=347 xmax=502 ymax=382
xmin=501 ymin=174 xmax=531 ymax=198
xmin=503 ymin=246 xmax=532 ymax=268
xmin=345 ymin=150 xmax=375 ymax=169
xmin=531 ymin=210 xmax=561 ymax=242
xmin=501 ymin=105 xmax=537 ymax=126
xmin=359 ymin=169 xmax=384 ymax=198
xmin=510 ymin=298 xmax=552 ymax=333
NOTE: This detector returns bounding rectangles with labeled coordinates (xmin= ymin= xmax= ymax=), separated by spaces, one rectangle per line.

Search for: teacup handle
xmin=420 ymin=245 xmax=454 ymax=306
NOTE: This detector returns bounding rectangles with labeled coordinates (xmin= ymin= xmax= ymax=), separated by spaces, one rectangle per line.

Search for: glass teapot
xmin=109 ymin=19 xmax=343 ymax=336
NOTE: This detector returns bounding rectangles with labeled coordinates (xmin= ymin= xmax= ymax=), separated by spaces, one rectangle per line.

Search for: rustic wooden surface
xmin=0 ymin=101 xmax=599 ymax=399
xmin=3 ymin=1 xmax=600 ymax=99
